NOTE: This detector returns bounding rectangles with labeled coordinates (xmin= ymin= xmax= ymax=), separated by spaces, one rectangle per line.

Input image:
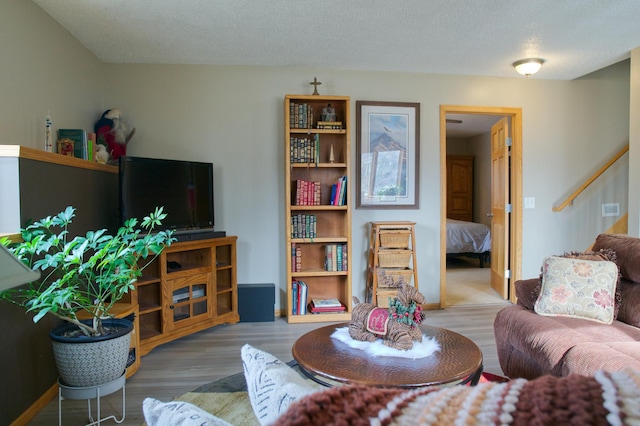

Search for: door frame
xmin=439 ymin=105 xmax=523 ymax=306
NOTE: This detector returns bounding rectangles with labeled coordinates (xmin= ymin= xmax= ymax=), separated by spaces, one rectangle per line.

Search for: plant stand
xmin=58 ymin=372 xmax=126 ymax=426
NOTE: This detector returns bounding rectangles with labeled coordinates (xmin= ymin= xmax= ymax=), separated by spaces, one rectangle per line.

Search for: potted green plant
xmin=0 ymin=206 xmax=175 ymax=387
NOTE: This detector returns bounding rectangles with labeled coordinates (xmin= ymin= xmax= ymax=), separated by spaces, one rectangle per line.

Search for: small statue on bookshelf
xmin=95 ymin=144 xmax=110 ymax=164
xmin=322 ymin=104 xmax=336 ymax=122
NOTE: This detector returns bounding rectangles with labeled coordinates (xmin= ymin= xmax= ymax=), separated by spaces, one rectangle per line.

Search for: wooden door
xmin=490 ymin=117 xmax=510 ymax=298
xmin=446 ymin=156 xmax=474 ymax=222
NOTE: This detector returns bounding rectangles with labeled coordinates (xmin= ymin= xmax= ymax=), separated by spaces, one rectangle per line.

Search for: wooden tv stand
xmin=132 ymin=236 xmax=239 ymax=355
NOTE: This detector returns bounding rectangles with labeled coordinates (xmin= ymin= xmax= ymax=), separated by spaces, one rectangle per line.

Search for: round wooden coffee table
xmin=292 ymin=323 xmax=483 ymax=388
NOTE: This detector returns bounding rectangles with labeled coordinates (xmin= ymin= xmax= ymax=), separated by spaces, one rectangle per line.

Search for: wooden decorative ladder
xmin=366 ymin=221 xmax=418 ymax=307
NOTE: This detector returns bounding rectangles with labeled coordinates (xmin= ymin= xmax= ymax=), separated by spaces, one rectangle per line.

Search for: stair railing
xmin=552 ymin=145 xmax=629 ymax=212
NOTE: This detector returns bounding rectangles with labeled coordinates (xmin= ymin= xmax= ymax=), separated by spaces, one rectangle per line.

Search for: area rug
xmin=172 ymin=361 xmax=508 ymax=426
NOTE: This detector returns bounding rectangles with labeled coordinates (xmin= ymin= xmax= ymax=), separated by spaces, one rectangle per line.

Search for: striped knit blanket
xmin=275 ymin=368 xmax=640 ymax=425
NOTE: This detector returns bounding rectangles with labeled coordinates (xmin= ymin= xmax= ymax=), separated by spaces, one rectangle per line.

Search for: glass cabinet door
xmin=169 ymin=274 xmax=212 ymax=329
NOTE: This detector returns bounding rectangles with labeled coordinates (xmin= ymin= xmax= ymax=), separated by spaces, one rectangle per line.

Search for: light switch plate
xmin=524 ymin=197 xmax=535 ymax=209
xmin=602 ymin=203 xmax=620 ymax=217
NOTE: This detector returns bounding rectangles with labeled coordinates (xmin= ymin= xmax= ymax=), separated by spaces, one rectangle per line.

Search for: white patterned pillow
xmin=241 ymin=344 xmax=320 ymax=426
xmin=534 ymin=255 xmax=618 ymax=324
xmin=142 ymin=398 xmax=232 ymax=426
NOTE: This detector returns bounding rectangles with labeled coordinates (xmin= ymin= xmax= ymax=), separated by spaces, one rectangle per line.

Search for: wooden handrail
xmin=552 ymin=145 xmax=629 ymax=212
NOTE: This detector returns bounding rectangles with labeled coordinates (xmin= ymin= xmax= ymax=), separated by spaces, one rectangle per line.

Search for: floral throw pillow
xmin=534 ymin=255 xmax=618 ymax=324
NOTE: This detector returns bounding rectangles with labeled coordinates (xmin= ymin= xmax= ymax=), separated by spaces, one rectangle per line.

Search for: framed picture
xmin=57 ymin=138 xmax=74 ymax=157
xmin=356 ymin=101 xmax=420 ymax=209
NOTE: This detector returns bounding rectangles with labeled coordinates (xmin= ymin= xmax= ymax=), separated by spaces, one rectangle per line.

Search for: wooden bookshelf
xmin=284 ymin=95 xmax=352 ymax=323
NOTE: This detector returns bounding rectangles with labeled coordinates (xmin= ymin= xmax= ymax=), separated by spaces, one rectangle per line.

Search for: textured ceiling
xmin=33 ymin=0 xmax=640 ymax=80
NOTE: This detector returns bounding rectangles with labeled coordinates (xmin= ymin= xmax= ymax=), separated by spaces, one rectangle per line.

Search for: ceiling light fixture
xmin=512 ymin=58 xmax=544 ymax=77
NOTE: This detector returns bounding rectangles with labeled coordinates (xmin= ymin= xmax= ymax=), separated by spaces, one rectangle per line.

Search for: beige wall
xmin=0 ymin=1 xmax=104 ymax=146
xmin=100 ymin=63 xmax=631 ymax=306
xmin=3 ymin=2 xmax=633 ymax=308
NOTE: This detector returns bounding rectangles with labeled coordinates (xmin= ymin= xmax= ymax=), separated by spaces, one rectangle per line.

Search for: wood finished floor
xmin=28 ymin=303 xmax=511 ymax=425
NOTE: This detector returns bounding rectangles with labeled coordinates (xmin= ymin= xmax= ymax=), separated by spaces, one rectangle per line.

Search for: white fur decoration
xmin=331 ymin=327 xmax=440 ymax=359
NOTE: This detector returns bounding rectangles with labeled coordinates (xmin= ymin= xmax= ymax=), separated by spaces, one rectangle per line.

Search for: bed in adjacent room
xmin=446 ymin=218 xmax=491 ymax=267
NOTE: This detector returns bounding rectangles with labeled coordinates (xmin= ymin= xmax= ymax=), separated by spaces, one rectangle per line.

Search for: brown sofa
xmin=494 ymin=233 xmax=640 ymax=379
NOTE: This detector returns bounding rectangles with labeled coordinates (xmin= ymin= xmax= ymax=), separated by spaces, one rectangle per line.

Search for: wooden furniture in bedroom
xmin=446 ymin=155 xmax=474 ymax=221
xmin=366 ymin=221 xmax=418 ymax=307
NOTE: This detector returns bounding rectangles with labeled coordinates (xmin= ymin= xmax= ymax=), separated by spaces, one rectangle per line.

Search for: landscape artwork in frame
xmin=356 ymin=101 xmax=420 ymax=209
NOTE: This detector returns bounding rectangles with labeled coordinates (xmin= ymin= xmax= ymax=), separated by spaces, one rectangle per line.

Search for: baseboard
xmin=275 ymin=302 xmax=440 ymax=318
xmin=423 ymin=302 xmax=441 ymax=310
xmin=10 ymin=383 xmax=57 ymax=426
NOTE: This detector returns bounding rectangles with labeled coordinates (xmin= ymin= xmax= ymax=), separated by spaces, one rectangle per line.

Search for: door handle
xmin=486 ymin=213 xmax=494 ymax=217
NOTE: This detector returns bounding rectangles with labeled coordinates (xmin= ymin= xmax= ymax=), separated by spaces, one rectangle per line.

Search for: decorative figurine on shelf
xmin=94 ymin=108 xmax=136 ymax=161
xmin=309 ymin=77 xmax=322 ymax=95
xmin=95 ymin=143 xmax=110 ymax=164
xmin=349 ymin=283 xmax=426 ymax=350
xmin=322 ymin=104 xmax=336 ymax=122
xmin=44 ymin=113 xmax=53 ymax=152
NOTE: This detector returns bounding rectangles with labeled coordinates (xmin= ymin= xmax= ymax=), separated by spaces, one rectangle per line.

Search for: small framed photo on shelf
xmin=57 ymin=138 xmax=74 ymax=157
xmin=356 ymin=101 xmax=420 ymax=209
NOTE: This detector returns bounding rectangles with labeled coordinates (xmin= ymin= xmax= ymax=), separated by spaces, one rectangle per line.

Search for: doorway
xmin=439 ymin=105 xmax=523 ymax=307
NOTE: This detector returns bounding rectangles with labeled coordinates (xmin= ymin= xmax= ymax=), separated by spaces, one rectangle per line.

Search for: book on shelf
xmin=58 ymin=128 xmax=88 ymax=160
xmin=298 ymin=281 xmax=308 ymax=315
xmin=290 ymin=136 xmax=319 ymax=164
xmin=330 ymin=176 xmax=347 ymax=206
xmin=309 ymin=299 xmax=346 ymax=314
xmin=291 ymin=279 xmax=310 ymax=315
xmin=316 ymin=121 xmax=343 ymax=129
xmin=310 ymin=306 xmax=346 ymax=314
xmin=291 ymin=214 xmax=317 ymax=239
xmin=291 ymin=244 xmax=297 ymax=272
xmin=291 ymin=244 xmax=302 ymax=272
xmin=290 ymin=102 xmax=314 ymax=129
xmin=311 ymin=298 xmax=342 ymax=308
xmin=295 ymin=180 xmax=321 ymax=206
xmin=292 ymin=280 xmax=299 ymax=315
xmin=338 ymin=175 xmax=347 ymax=205
xmin=324 ymin=244 xmax=348 ymax=272
xmin=86 ymin=132 xmax=96 ymax=162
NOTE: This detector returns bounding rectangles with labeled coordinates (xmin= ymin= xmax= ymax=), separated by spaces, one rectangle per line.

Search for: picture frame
xmin=57 ymin=138 xmax=74 ymax=157
xmin=356 ymin=101 xmax=420 ymax=209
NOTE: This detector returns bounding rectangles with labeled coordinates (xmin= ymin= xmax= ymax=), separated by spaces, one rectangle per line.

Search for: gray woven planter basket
xmin=50 ymin=318 xmax=133 ymax=387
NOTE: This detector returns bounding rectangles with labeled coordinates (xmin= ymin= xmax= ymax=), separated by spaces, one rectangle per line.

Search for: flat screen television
xmin=119 ymin=156 xmax=214 ymax=233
